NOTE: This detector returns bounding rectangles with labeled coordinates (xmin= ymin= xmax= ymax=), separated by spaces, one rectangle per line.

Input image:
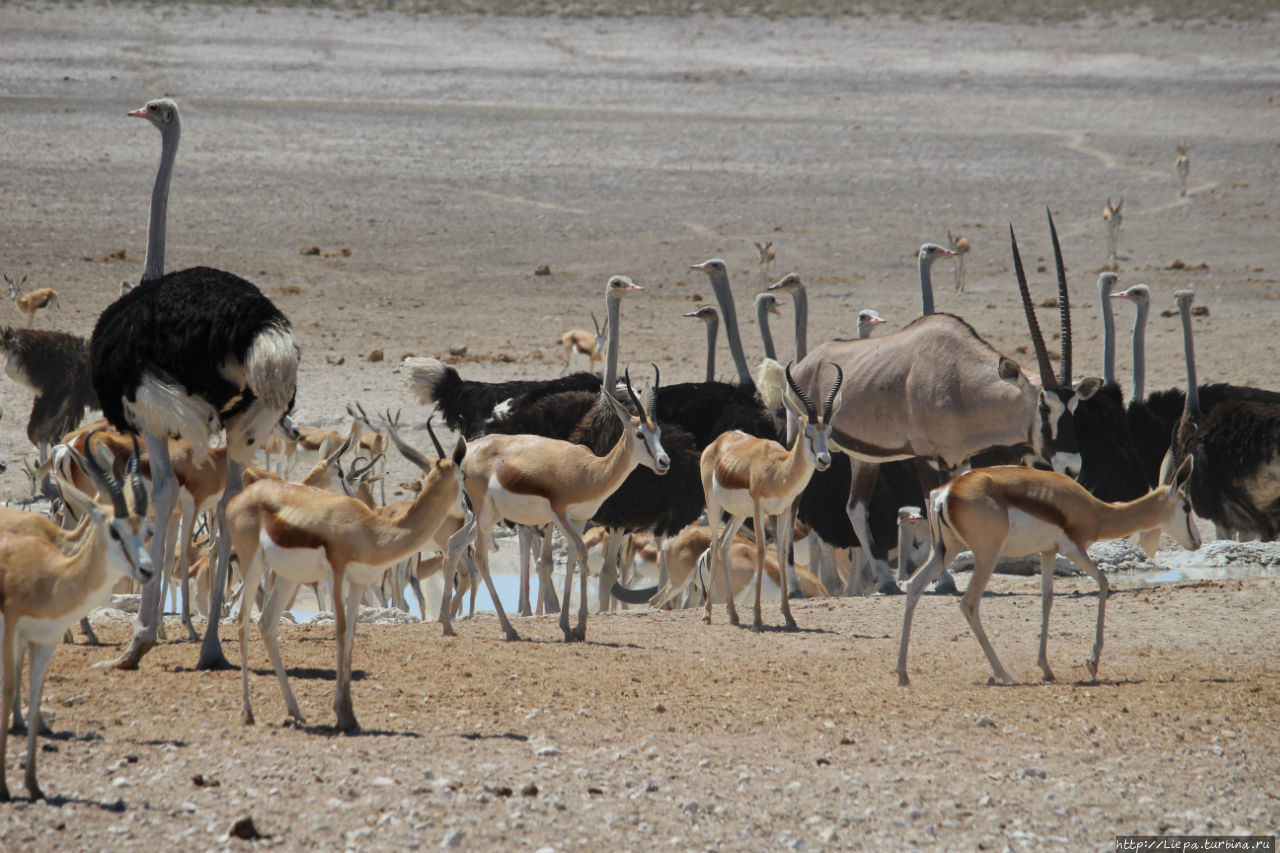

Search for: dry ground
xmin=3 ymin=3 xmax=1280 ymax=850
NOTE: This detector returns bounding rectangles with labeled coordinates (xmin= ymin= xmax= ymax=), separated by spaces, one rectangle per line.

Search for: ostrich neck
xmin=1130 ymin=301 xmax=1147 ymax=401
xmin=919 ymin=255 xmax=935 ymax=316
xmin=1100 ymin=278 xmax=1117 ymax=385
xmin=144 ymin=119 xmax=181 ymax=283
xmin=792 ymin=287 xmax=808 ymax=360
xmin=704 ymin=320 xmax=718 ymax=382
xmin=603 ymin=293 xmax=623 ymax=392
xmin=756 ymin=300 xmax=777 ymax=362
xmin=1179 ymin=302 xmax=1199 ymax=415
xmin=709 ymin=269 xmax=753 ymax=387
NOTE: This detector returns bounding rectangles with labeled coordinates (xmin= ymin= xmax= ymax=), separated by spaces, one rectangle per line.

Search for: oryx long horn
xmin=383 ymin=409 xmax=435 ymax=472
xmin=822 ymin=363 xmax=843 ymax=423
xmin=784 ymin=362 xmax=817 ymax=418
xmin=1010 ymin=224 xmax=1058 ymax=389
xmin=648 ymin=363 xmax=660 ymax=421
xmin=1047 ymin=208 xmax=1072 ymax=386
xmin=127 ymin=435 xmax=148 ymax=515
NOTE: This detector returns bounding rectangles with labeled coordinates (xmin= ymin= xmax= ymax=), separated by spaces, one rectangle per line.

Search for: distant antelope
xmin=1103 ymin=197 xmax=1123 ymax=262
xmin=754 ymin=240 xmax=775 ymax=287
xmin=947 ymin=231 xmax=971 ymax=294
xmin=4 ymin=275 xmax=59 ymax=328
xmin=896 ymin=458 xmax=1199 ymax=687
xmin=1176 ymin=145 xmax=1191 ymax=197
xmin=558 ymin=312 xmax=608 ymax=376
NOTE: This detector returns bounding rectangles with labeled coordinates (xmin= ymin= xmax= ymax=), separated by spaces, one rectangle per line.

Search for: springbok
xmin=895 ymin=458 xmax=1199 ymax=687
xmin=947 ymin=230 xmax=971 ymax=294
xmin=559 ymin=312 xmax=608 ymax=376
xmin=788 ymin=215 xmax=1103 ymax=589
xmin=701 ymin=364 xmax=842 ymax=630
xmin=1103 ymin=197 xmax=1123 ymax=262
xmin=0 ymin=435 xmax=153 ymax=801
xmin=4 ymin=275 xmax=59 ymax=328
xmin=754 ymin=240 xmax=775 ymax=287
xmin=227 ymin=415 xmax=468 ymax=732
xmin=459 ymin=373 xmax=669 ymax=642
xmin=1176 ymin=145 xmax=1191 ymax=197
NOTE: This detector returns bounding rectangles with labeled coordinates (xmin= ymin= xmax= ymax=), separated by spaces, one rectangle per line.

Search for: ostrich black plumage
xmin=0 ymin=328 xmax=99 ymax=467
xmin=90 ymin=97 xmax=299 ymax=671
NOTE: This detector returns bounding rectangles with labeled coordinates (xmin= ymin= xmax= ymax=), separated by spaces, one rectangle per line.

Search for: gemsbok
xmin=895 ymin=458 xmax=1200 ymax=687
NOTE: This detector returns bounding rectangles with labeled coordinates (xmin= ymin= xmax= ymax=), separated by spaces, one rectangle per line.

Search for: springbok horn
xmin=1010 ymin=224 xmax=1058 ymax=389
xmin=822 ymin=363 xmax=843 ymax=423
xmin=423 ymin=415 xmax=447 ymax=459
xmin=622 ymin=367 xmax=644 ymax=416
xmin=383 ymin=409 xmax=435 ymax=472
xmin=591 ymin=312 xmax=601 ymax=336
xmin=1047 ymin=208 xmax=1072 ymax=386
xmin=351 ymin=453 xmax=384 ymax=480
xmin=784 ymin=362 xmax=817 ymax=418
xmin=127 ymin=435 xmax=148 ymax=516
xmin=648 ymin=363 xmax=660 ymax=421
xmin=81 ymin=430 xmax=129 ymax=519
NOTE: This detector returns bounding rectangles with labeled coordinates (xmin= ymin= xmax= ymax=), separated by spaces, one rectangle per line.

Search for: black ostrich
xmin=90 ymin=97 xmax=299 ymax=671
xmin=1165 ymin=289 xmax=1280 ymax=539
xmin=0 ymin=328 xmax=100 ymax=467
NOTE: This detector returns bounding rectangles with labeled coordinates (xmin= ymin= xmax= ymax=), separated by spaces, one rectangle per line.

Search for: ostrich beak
xmin=128 ymin=107 xmax=149 ymax=119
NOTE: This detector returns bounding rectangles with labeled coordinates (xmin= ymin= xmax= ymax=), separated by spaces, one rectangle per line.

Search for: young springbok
xmin=700 ymin=363 xmax=842 ymax=630
xmin=0 ymin=435 xmax=153 ymax=801
xmin=895 ymin=458 xmax=1200 ymax=687
xmin=459 ymin=373 xmax=670 ymax=642
xmin=4 ymin=275 xmax=59 ymax=328
xmin=558 ymin=313 xmax=608 ymax=376
xmin=227 ymin=415 xmax=469 ymax=732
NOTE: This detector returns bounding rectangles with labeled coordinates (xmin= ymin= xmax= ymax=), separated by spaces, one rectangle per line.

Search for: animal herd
xmin=0 ymin=96 xmax=1271 ymax=805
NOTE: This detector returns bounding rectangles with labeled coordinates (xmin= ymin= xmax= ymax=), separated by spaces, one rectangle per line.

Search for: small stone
xmin=534 ymin=264 xmax=552 ymax=276
xmin=976 ymin=715 xmax=995 ymax=728
xmin=230 ymin=816 xmax=267 ymax=840
xmin=441 ymin=829 xmax=463 ymax=847
xmin=521 ymin=783 xmax=538 ymax=797
xmin=681 ymin=800 xmax=699 ymax=814
xmin=300 ymin=246 xmax=320 ymax=255
xmin=535 ymin=745 xmax=561 ymax=757
xmin=653 ymin=703 xmax=666 ymax=713
xmin=368 ymin=349 xmax=384 ymax=363
xmin=449 ymin=344 xmax=468 ymax=357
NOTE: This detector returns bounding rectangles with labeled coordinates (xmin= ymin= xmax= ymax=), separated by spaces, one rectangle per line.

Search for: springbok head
xmin=383 ymin=410 xmax=466 ymax=494
xmin=591 ymin=311 xmax=608 ymax=355
xmin=783 ymin=362 xmax=843 ymax=472
xmin=62 ymin=431 xmax=154 ymax=584
xmin=1103 ymin=197 xmax=1123 ymax=226
xmin=603 ymin=367 xmax=670 ymax=476
xmin=1009 ymin=212 xmax=1104 ymax=479
xmin=5 ymin=274 xmax=26 ymax=302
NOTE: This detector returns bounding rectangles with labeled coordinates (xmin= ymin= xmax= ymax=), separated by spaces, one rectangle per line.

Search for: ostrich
xmin=1176 ymin=145 xmax=1191 ymax=197
xmin=856 ymin=309 xmax=886 ymax=339
xmin=0 ymin=328 xmax=99 ymax=466
xmin=684 ymin=305 xmax=719 ymax=382
xmin=90 ymin=97 xmax=299 ymax=671
xmin=1103 ymin=197 xmax=1123 ymax=263
xmin=754 ymin=292 xmax=784 ymax=361
xmin=767 ymin=272 xmax=808 ymax=360
xmin=947 ymin=231 xmax=971 ymax=294
xmin=1167 ymin=289 xmax=1280 ymax=539
xmin=4 ymin=275 xmax=59 ymax=328
xmin=1064 ymin=268 xmax=1149 ymax=503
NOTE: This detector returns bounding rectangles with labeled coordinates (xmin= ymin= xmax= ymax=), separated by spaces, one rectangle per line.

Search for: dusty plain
xmin=2 ymin=2 xmax=1280 ymax=850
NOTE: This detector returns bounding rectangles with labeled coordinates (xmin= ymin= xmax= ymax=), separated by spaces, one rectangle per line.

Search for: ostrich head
xmin=856 ymin=309 xmax=886 ymax=339
xmin=754 ymin=292 xmax=783 ymax=317
xmin=767 ymin=272 xmax=803 ymax=295
xmin=129 ymin=97 xmax=179 ymax=130
xmin=918 ymin=243 xmax=956 ymax=267
xmin=1111 ymin=283 xmax=1150 ymax=306
xmin=683 ymin=305 xmax=718 ymax=325
xmin=606 ymin=274 xmax=643 ymax=299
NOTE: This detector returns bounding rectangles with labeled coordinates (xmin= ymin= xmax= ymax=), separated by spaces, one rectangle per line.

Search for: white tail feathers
xmin=125 ymin=373 xmax=220 ymax=460
xmin=400 ymin=356 xmax=449 ymax=406
xmin=244 ymin=325 xmax=299 ymax=413
xmin=754 ymin=357 xmax=786 ymax=412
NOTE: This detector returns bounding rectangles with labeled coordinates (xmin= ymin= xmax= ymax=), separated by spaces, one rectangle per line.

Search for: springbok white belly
xmin=993 ymin=509 xmax=1072 ymax=560
xmin=260 ymin=536 xmax=332 ymax=586
xmin=711 ymin=481 xmax=795 ymax=520
xmin=489 ymin=480 xmax=599 ymax=527
xmin=6 ymin=578 xmax=116 ymax=646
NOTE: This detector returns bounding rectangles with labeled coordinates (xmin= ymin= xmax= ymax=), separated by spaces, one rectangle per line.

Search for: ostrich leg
xmin=95 ymin=432 xmax=176 ymax=670
xmin=198 ymin=459 xmax=244 ymax=670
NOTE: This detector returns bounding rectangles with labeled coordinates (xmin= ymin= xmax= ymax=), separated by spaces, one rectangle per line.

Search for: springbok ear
xmin=452 ymin=436 xmax=466 ymax=467
xmin=1075 ymin=376 xmax=1104 ymax=401
xmin=826 ymin=391 xmax=844 ymax=421
xmin=997 ymin=357 xmax=1031 ymax=392
xmin=781 ymin=389 xmax=806 ymax=419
